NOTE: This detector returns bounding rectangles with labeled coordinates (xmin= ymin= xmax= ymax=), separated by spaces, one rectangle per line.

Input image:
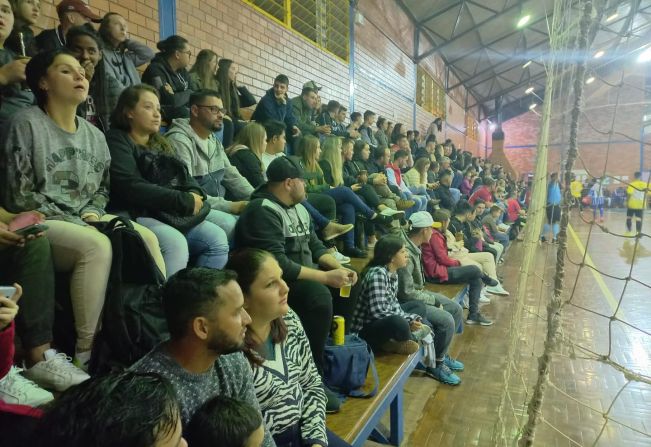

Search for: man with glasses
xmin=166 ymin=90 xmax=253 ymax=243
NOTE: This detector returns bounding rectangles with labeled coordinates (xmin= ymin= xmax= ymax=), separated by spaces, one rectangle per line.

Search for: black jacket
xmin=434 ymin=184 xmax=455 ymax=211
xmin=35 ymin=28 xmax=64 ymax=53
xmin=234 ymin=185 xmax=329 ymax=282
xmin=228 ymin=146 xmax=266 ymax=188
xmin=142 ymin=54 xmax=193 ymax=121
xmin=343 ymin=159 xmax=366 ymax=186
xmin=5 ymin=26 xmax=38 ymax=57
xmin=106 ymin=128 xmax=198 ymax=218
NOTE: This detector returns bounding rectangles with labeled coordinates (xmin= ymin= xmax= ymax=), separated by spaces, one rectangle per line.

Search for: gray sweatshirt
xmin=165 ymin=118 xmax=254 ymax=212
xmin=1 ymin=106 xmax=110 ymax=224
xmin=131 ymin=345 xmax=276 ymax=447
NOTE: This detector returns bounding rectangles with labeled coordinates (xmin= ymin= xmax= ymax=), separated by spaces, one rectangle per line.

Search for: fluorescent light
xmin=529 ymin=103 xmax=537 ymax=110
xmin=517 ymin=15 xmax=530 ymax=28
xmin=586 ymin=76 xmax=595 ymax=84
xmin=594 ymin=50 xmax=605 ymax=59
xmin=525 ymin=86 xmax=535 ymax=95
xmin=638 ymin=47 xmax=651 ymax=63
xmin=522 ymin=60 xmax=532 ymax=68
xmin=606 ymin=13 xmax=619 ymax=22
xmin=489 ymin=124 xmax=497 ymax=131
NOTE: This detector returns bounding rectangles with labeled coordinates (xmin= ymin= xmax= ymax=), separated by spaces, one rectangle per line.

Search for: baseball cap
xmin=267 ymin=156 xmax=304 ymax=182
xmin=302 ymin=80 xmax=321 ymax=91
xmin=57 ymin=0 xmax=102 ymax=22
xmin=409 ymin=211 xmax=442 ymax=229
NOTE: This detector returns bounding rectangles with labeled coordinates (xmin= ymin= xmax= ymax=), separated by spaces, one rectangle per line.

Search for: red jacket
xmin=387 ymin=162 xmax=403 ymax=186
xmin=469 ymin=185 xmax=492 ymax=205
xmin=421 ymin=230 xmax=460 ymax=282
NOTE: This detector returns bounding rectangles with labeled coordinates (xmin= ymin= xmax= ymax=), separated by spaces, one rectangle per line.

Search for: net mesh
xmin=493 ymin=1 xmax=651 ymax=445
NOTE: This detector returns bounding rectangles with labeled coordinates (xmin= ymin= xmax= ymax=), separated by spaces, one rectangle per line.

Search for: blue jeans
xmin=450 ymin=187 xmax=461 ymax=205
xmin=137 ymin=216 xmax=229 ymax=278
xmin=493 ymin=230 xmax=510 ymax=248
xmin=400 ymin=190 xmax=427 ymax=217
xmin=204 ymin=209 xmax=238 ymax=245
xmin=323 ymin=186 xmax=374 ymax=248
xmin=302 ymin=199 xmax=330 ymax=230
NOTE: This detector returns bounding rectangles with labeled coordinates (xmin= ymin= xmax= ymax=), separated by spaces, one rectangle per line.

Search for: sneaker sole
xmin=323 ymin=227 xmax=354 ymax=241
xmin=466 ymin=319 xmax=494 ymax=326
xmin=424 ymin=371 xmax=461 ymax=385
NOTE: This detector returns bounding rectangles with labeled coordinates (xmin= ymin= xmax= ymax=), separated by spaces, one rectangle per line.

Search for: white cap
xmin=409 ymin=211 xmax=441 ymax=228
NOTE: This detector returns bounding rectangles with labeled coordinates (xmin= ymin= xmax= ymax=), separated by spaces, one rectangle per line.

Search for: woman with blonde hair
xmin=189 ymin=49 xmax=218 ymax=91
xmin=298 ymin=135 xmax=392 ymax=258
xmin=227 ymin=122 xmax=267 ymax=188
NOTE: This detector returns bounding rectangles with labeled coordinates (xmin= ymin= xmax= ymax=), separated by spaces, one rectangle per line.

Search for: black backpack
xmin=89 ymin=217 xmax=168 ymax=374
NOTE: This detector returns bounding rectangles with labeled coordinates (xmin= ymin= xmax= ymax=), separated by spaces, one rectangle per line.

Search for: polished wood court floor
xmin=362 ymin=210 xmax=651 ymax=447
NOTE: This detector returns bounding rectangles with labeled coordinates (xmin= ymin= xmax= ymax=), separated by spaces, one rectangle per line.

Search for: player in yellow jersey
xmin=625 ymin=171 xmax=648 ymax=236
xmin=570 ymin=174 xmax=583 ymax=209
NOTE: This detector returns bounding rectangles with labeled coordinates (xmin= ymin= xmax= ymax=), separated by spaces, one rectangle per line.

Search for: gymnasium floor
xmin=366 ymin=209 xmax=651 ymax=447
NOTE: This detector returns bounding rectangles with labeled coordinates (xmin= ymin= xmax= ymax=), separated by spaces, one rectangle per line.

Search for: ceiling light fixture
xmin=522 ymin=60 xmax=532 ymax=68
xmin=529 ymin=103 xmax=537 ymax=110
xmin=638 ymin=47 xmax=651 ymax=63
xmin=517 ymin=15 xmax=531 ymax=28
xmin=606 ymin=13 xmax=619 ymax=22
xmin=586 ymin=76 xmax=595 ymax=84
xmin=525 ymin=86 xmax=535 ymax=95
xmin=593 ymin=50 xmax=605 ymax=59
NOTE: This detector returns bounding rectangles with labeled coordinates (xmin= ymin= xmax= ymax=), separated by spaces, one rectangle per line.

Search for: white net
xmin=493 ymin=1 xmax=651 ymax=445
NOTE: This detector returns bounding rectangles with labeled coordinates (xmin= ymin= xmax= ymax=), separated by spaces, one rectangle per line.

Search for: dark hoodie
xmin=234 ymin=185 xmax=329 ymax=282
xmin=142 ymin=53 xmax=193 ymax=121
xmin=251 ymin=87 xmax=297 ymax=129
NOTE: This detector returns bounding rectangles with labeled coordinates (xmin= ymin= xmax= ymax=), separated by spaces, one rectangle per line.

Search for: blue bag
xmin=323 ymin=334 xmax=379 ymax=398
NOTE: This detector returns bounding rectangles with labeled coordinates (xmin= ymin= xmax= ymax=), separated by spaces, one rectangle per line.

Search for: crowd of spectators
xmin=0 ymin=1 xmax=610 ymax=446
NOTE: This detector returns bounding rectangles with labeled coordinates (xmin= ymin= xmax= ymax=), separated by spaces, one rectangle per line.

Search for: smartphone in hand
xmin=0 ymin=286 xmax=17 ymax=300
xmin=14 ymin=223 xmax=48 ymax=236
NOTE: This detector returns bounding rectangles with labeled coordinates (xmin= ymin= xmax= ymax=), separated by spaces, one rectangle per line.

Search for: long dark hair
xmin=216 ymin=58 xmax=240 ymax=120
xmin=225 ymin=248 xmax=288 ymax=367
xmin=66 ymin=25 xmax=114 ymax=130
xmin=391 ymin=122 xmax=405 ymax=144
xmin=190 ymin=49 xmax=219 ymax=90
xmin=362 ymin=236 xmax=404 ymax=278
xmin=156 ymin=35 xmax=188 ymax=58
xmin=110 ymin=84 xmax=175 ymax=154
xmin=98 ymin=12 xmax=123 ymax=50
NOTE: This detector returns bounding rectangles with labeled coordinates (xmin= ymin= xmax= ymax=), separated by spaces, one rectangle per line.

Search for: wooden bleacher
xmin=327 ymin=253 xmax=468 ymax=445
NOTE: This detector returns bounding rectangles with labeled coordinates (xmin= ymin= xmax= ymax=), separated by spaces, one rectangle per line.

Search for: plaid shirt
xmin=351 ymin=266 xmax=421 ymax=333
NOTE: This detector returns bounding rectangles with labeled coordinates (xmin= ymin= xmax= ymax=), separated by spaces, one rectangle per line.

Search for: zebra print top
xmin=251 ymin=309 xmax=327 ymax=446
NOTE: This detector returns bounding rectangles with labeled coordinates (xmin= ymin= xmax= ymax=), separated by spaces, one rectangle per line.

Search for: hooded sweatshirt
xmin=251 ymin=87 xmax=297 ymax=129
xmin=1 ymin=106 xmax=110 ymax=224
xmin=397 ymin=229 xmax=447 ymax=304
xmin=234 ymin=185 xmax=329 ymax=281
xmin=165 ymin=118 xmax=254 ymax=212
xmin=142 ymin=53 xmax=193 ymax=120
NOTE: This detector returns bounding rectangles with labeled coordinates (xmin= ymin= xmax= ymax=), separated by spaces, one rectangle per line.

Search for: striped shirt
xmin=252 ymin=309 xmax=327 ymax=445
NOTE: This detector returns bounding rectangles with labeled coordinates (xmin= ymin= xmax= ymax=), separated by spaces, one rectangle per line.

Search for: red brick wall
xmin=35 ymin=0 xmax=483 ymax=140
xmin=501 ymin=71 xmax=650 ymax=182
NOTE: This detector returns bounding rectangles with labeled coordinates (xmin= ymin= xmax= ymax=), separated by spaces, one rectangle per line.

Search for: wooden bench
xmin=424 ymin=282 xmax=468 ymax=306
xmin=327 ymin=349 xmax=422 ymax=446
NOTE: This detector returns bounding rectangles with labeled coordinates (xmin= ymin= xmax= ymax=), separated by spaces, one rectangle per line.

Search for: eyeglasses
xmin=179 ymin=49 xmax=192 ymax=57
xmin=196 ymin=105 xmax=227 ymax=114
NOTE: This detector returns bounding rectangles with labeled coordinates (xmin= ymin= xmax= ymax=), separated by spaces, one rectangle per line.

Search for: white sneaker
xmin=0 ymin=366 xmax=53 ymax=406
xmin=380 ymin=208 xmax=406 ymax=220
xmin=331 ymin=248 xmax=351 ymax=264
xmin=23 ymin=349 xmax=90 ymax=392
xmin=479 ymin=290 xmax=491 ymax=304
xmin=486 ymin=284 xmax=510 ymax=296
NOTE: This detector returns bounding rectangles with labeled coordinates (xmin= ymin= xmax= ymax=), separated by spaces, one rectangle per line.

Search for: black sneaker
xmin=466 ymin=313 xmax=493 ymax=326
xmin=552 ymin=238 xmax=558 ymax=244
xmin=481 ymin=274 xmax=498 ymax=287
xmin=342 ymin=246 xmax=368 ymax=258
xmin=371 ymin=213 xmax=394 ymax=226
xmin=540 ymin=236 xmax=547 ymax=243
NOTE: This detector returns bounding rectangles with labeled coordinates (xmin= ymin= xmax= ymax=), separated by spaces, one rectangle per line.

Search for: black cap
xmin=267 ymin=156 xmax=304 ymax=182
